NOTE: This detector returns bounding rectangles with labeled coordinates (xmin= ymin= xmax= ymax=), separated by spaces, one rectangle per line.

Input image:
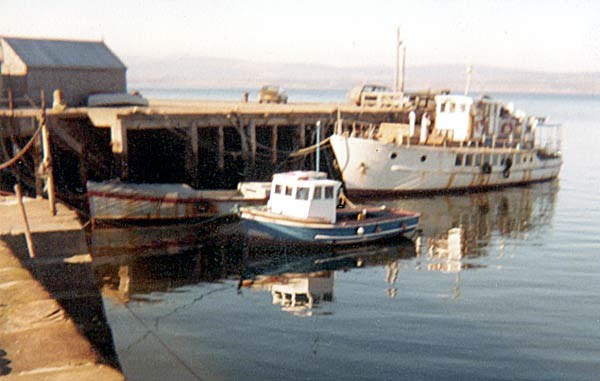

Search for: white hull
xmin=330 ymin=135 xmax=562 ymax=194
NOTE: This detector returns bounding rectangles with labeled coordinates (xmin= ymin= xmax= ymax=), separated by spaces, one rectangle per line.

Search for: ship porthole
xmin=390 ymin=153 xmax=397 ymax=159
xmin=420 ymin=155 xmax=427 ymax=162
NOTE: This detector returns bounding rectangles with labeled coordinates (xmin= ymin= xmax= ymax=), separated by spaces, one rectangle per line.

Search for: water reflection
xmin=388 ymin=180 xmax=558 ymax=267
xmin=94 ymin=237 xmax=416 ymax=314
xmin=94 ymin=181 xmax=558 ymax=309
xmin=241 ymin=238 xmax=416 ymax=315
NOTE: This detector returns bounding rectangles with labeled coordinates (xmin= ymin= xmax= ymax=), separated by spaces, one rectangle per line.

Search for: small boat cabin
xmin=267 ymin=171 xmax=341 ymax=223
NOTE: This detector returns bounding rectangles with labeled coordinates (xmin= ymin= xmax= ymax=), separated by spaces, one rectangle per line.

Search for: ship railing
xmin=534 ymin=120 xmax=562 ymax=154
xmin=359 ymin=91 xmax=405 ymax=108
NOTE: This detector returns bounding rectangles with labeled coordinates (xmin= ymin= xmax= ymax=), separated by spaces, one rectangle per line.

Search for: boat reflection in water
xmin=386 ymin=180 xmax=558 ymax=297
xmin=94 ymin=180 xmax=558 ymax=310
xmin=94 ymin=236 xmax=416 ymax=313
xmin=240 ymin=237 xmax=416 ymax=315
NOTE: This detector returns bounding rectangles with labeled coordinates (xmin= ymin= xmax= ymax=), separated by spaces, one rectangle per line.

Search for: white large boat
xmin=330 ymin=94 xmax=563 ymax=195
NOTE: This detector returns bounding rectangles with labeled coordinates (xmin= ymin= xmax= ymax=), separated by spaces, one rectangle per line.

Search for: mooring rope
xmin=0 ymin=118 xmax=44 ymax=170
xmin=287 ymin=136 xmax=331 ymax=158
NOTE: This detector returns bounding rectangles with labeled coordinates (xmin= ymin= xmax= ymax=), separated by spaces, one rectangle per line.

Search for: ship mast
xmin=394 ymin=27 xmax=406 ymax=94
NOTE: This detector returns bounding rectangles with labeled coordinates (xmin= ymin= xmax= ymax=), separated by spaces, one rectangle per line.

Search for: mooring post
xmin=40 ymin=91 xmax=57 ymax=216
xmin=14 ymin=184 xmax=36 ymax=258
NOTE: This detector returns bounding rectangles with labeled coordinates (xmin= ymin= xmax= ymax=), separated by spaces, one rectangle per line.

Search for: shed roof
xmin=1 ymin=37 xmax=126 ymax=70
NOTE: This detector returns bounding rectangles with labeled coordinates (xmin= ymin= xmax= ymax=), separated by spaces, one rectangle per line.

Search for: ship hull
xmin=330 ymin=135 xmax=563 ymax=195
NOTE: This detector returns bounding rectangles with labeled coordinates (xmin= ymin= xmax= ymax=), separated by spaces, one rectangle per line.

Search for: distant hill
xmin=125 ymin=56 xmax=600 ymax=95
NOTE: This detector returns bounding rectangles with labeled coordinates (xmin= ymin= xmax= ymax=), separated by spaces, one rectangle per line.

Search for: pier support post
xmin=272 ymin=125 xmax=278 ymax=164
xmin=32 ymin=117 xmax=44 ymax=198
xmin=110 ymin=118 xmax=129 ymax=180
xmin=40 ymin=106 xmax=57 ymax=216
xmin=299 ymin=123 xmax=306 ymax=148
xmin=248 ymin=120 xmax=257 ymax=177
xmin=186 ymin=124 xmax=199 ymax=187
xmin=217 ymin=126 xmax=225 ymax=171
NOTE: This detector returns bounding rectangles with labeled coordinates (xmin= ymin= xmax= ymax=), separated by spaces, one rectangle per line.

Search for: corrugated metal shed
xmin=2 ymin=37 xmax=126 ymax=70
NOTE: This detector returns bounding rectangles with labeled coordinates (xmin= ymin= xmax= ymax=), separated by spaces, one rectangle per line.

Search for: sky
xmin=2 ymin=0 xmax=599 ymax=73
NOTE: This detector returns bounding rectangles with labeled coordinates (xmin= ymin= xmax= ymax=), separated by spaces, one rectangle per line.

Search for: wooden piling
xmin=185 ymin=124 xmax=199 ymax=186
xmin=272 ymin=125 xmax=278 ymax=164
xmin=14 ymin=184 xmax=36 ymax=258
xmin=40 ymin=93 xmax=57 ymax=216
xmin=217 ymin=126 xmax=225 ymax=171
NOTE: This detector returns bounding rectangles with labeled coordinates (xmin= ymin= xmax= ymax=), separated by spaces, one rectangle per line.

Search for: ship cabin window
xmin=274 ymin=184 xmax=282 ymax=194
xmin=455 ymin=153 xmax=463 ymax=166
xmin=285 ymin=186 xmax=293 ymax=196
xmin=514 ymin=154 xmax=520 ymax=165
xmin=325 ymin=186 xmax=334 ymax=199
xmin=483 ymin=154 xmax=491 ymax=165
xmin=314 ymin=186 xmax=322 ymax=199
xmin=474 ymin=154 xmax=481 ymax=166
xmin=449 ymin=102 xmax=456 ymax=112
xmin=459 ymin=104 xmax=467 ymax=112
xmin=465 ymin=154 xmax=473 ymax=166
xmin=296 ymin=187 xmax=310 ymax=200
xmin=492 ymin=154 xmax=499 ymax=166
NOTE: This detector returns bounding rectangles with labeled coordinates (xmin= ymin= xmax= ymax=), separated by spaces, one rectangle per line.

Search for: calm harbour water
xmin=97 ymin=90 xmax=600 ymax=380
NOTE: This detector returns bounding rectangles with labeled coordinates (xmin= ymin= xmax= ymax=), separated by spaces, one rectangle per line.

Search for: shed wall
xmin=26 ymin=68 xmax=126 ymax=106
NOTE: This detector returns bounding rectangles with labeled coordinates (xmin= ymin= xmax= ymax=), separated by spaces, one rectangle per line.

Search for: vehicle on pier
xmin=239 ymin=171 xmax=420 ymax=245
xmin=258 ymin=85 xmax=288 ymax=104
xmin=330 ymin=94 xmax=563 ymax=195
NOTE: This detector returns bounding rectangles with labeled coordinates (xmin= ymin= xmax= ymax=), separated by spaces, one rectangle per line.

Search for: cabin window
xmin=455 ymin=153 xmax=463 ymax=166
xmin=483 ymin=154 xmax=491 ymax=165
xmin=474 ymin=154 xmax=481 ymax=166
xmin=492 ymin=154 xmax=499 ymax=166
xmin=420 ymin=155 xmax=427 ymax=162
xmin=449 ymin=102 xmax=456 ymax=112
xmin=523 ymin=156 xmax=528 ymax=163
xmin=274 ymin=184 xmax=282 ymax=194
xmin=514 ymin=154 xmax=520 ymax=165
xmin=296 ymin=187 xmax=310 ymax=200
xmin=285 ymin=186 xmax=293 ymax=196
xmin=465 ymin=154 xmax=473 ymax=166
xmin=314 ymin=186 xmax=322 ymax=199
xmin=390 ymin=152 xmax=397 ymax=159
xmin=324 ymin=186 xmax=334 ymax=199
xmin=459 ymin=104 xmax=467 ymax=112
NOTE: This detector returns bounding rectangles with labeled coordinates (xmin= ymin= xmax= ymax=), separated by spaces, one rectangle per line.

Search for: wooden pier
xmin=0 ymin=99 xmax=410 ymax=206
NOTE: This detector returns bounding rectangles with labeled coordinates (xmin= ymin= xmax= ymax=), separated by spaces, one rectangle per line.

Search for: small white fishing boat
xmin=239 ymin=171 xmax=420 ymax=245
xmin=87 ymin=180 xmax=270 ymax=226
xmin=330 ymin=94 xmax=563 ymax=195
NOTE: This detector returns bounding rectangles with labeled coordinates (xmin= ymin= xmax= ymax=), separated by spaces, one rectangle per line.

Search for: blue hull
xmin=241 ymin=213 xmax=419 ymax=246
